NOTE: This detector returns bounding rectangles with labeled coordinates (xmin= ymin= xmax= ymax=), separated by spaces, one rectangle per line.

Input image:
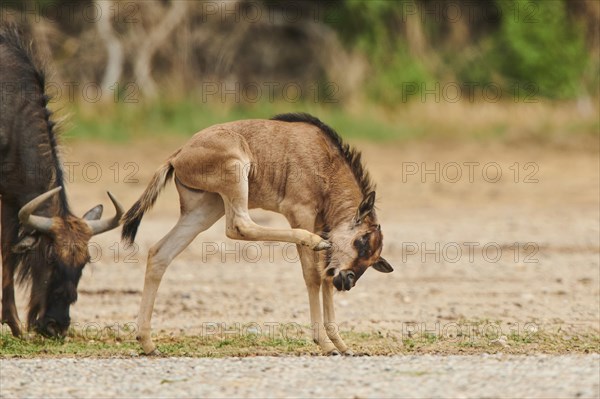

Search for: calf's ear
xmin=356 ymin=191 xmax=376 ymax=223
xmin=372 ymin=257 xmax=393 ymax=273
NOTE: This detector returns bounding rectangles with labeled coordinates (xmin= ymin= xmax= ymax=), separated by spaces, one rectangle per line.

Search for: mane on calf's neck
xmin=270 ymin=113 xmax=376 ymax=231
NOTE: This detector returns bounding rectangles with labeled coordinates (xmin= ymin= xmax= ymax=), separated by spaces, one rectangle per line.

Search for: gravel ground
xmin=1 ymin=355 xmax=599 ymax=398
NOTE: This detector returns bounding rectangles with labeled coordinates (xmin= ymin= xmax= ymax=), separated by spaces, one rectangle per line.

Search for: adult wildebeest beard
xmin=0 ymin=24 xmax=123 ymax=337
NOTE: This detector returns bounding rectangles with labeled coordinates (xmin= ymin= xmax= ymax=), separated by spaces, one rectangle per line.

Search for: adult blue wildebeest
xmin=122 ymin=113 xmax=394 ymax=355
xmin=0 ymin=25 xmax=123 ymax=337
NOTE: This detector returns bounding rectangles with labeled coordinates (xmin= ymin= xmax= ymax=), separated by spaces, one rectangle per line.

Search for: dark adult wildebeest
xmin=0 ymin=25 xmax=123 ymax=337
xmin=122 ymin=113 xmax=393 ymax=355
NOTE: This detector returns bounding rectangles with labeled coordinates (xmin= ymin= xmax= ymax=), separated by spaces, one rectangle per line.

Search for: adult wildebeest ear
xmin=356 ymin=191 xmax=376 ymax=223
xmin=82 ymin=205 xmax=103 ymax=221
xmin=12 ymin=235 xmax=39 ymax=253
xmin=372 ymin=257 xmax=393 ymax=273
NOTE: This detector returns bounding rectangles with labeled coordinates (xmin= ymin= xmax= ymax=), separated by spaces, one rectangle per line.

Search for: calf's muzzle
xmin=333 ymin=270 xmax=355 ymax=291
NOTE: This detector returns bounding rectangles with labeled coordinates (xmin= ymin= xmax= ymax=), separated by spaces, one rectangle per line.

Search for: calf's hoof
xmin=137 ymin=335 xmax=157 ymax=355
xmin=145 ymin=348 xmax=161 ymax=356
xmin=327 ymin=349 xmax=341 ymax=356
xmin=314 ymin=240 xmax=331 ymax=251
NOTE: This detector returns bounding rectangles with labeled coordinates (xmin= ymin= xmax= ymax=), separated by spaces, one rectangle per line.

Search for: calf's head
xmin=325 ymin=191 xmax=393 ymax=291
xmin=15 ymin=187 xmax=123 ymax=337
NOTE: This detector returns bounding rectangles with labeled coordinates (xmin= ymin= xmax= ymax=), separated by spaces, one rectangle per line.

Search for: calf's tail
xmin=121 ymin=151 xmax=180 ymax=245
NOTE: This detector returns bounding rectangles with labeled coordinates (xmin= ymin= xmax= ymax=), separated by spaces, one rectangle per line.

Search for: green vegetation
xmin=62 ymin=98 xmax=598 ymax=149
xmin=3 ymin=1 xmax=597 ymax=143
xmin=330 ymin=0 xmax=595 ymax=103
xmin=1 ymin=323 xmax=598 ymax=358
xmin=66 ymin=100 xmax=410 ymax=142
xmin=494 ymin=0 xmax=589 ymax=99
xmin=329 ymin=1 xmax=434 ymax=105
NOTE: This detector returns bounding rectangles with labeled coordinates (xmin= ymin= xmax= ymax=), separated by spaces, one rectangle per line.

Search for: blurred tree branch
xmin=134 ymin=0 xmax=187 ymax=98
xmin=96 ymin=0 xmax=123 ymax=95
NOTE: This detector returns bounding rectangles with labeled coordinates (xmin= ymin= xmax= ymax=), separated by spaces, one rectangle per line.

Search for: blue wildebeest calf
xmin=121 ymin=113 xmax=393 ymax=355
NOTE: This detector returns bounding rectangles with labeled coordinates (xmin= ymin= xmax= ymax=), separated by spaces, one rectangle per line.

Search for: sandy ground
xmin=4 ymin=138 xmax=600 ymax=344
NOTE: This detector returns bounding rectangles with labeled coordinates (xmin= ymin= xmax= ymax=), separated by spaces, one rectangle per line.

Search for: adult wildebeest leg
xmin=1 ymin=202 xmax=22 ymax=336
xmin=219 ymin=161 xmax=329 ymax=250
xmin=296 ymin=245 xmax=338 ymax=355
xmin=137 ymin=188 xmax=224 ymax=354
xmin=322 ymin=282 xmax=352 ymax=355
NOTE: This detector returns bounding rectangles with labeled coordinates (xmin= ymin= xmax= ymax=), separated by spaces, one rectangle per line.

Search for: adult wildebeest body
xmin=0 ymin=25 xmax=123 ymax=337
xmin=122 ymin=113 xmax=393 ymax=355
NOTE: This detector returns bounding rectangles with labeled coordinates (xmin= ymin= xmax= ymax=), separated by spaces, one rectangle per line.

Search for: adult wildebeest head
xmin=0 ymin=24 xmax=123 ymax=338
xmin=14 ymin=187 xmax=123 ymax=337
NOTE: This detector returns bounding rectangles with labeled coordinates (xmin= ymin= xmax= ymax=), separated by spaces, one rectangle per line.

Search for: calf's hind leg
xmin=137 ymin=189 xmax=224 ymax=355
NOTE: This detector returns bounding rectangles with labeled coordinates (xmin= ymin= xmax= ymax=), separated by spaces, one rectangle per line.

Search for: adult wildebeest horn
xmin=85 ymin=191 xmax=125 ymax=235
xmin=18 ymin=186 xmax=62 ymax=233
xmin=18 ymin=187 xmax=124 ymax=235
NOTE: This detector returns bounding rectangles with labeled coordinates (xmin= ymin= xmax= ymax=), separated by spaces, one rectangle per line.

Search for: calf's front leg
xmin=297 ymin=246 xmax=339 ymax=355
xmin=322 ymin=281 xmax=353 ymax=355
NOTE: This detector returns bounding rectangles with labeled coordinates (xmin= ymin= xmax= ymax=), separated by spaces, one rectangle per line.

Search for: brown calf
xmin=121 ymin=113 xmax=393 ymax=355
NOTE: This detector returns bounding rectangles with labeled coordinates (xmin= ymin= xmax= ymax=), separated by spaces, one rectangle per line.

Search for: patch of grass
xmin=58 ymin=96 xmax=599 ymax=150
xmin=0 ymin=329 xmax=140 ymax=357
xmin=1 ymin=322 xmax=598 ymax=358
xmin=423 ymin=332 xmax=438 ymax=344
xmin=64 ymin=99 xmax=407 ymax=143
